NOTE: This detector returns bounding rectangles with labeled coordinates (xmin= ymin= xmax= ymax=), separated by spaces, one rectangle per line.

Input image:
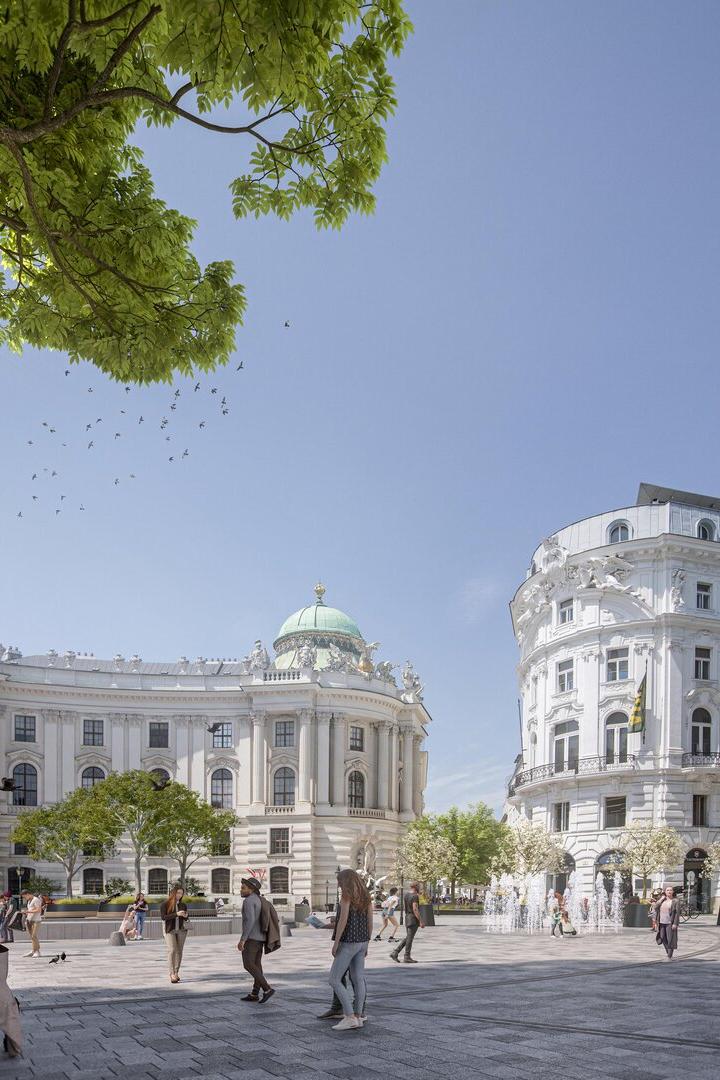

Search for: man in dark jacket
xmin=390 ymin=883 xmax=425 ymax=964
xmin=237 ymin=877 xmax=275 ymax=1003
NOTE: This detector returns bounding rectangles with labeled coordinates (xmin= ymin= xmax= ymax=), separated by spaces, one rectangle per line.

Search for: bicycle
xmin=677 ymin=897 xmax=701 ymax=922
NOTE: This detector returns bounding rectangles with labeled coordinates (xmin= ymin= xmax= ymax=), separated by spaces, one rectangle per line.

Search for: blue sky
xmin=3 ymin=1 xmax=720 ymax=813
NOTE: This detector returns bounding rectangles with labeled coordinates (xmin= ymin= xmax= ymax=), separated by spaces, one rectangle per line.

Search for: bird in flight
xmin=64 ymin=370 xmax=69 ymax=376
xmin=85 ymin=424 xmax=92 ymax=431
xmin=51 ymin=471 xmax=58 ymax=477
xmin=221 ymin=397 xmax=226 ymax=406
xmin=31 ymin=473 xmax=37 ymax=480
xmin=60 ymin=495 xmax=65 ymax=501
xmin=16 ymin=512 xmax=22 ymax=518
xmin=284 ymin=320 xmax=290 ymax=327
xmin=210 ymin=388 xmax=217 ymax=395
xmin=32 ymin=496 xmax=38 ymax=502
xmin=27 ymin=440 xmax=33 ymax=445
xmin=42 ymin=421 xmax=48 ymax=428
xmin=80 ymin=505 xmax=85 ymax=511
xmin=125 ymin=386 xmax=131 ymax=393
xmin=96 ymin=418 xmax=102 ymax=424
xmin=160 ymin=418 xmax=168 ymax=429
xmin=236 ymin=361 xmax=244 ymax=370
xmin=88 ymin=387 xmax=93 ymax=392
xmin=120 ymin=410 xmax=126 ymax=415
xmin=174 ymin=389 xmax=181 ymax=399
xmin=170 ymin=403 xmax=177 ymax=411
xmin=55 ymin=509 xmax=61 ymax=515
xmin=49 ymin=428 xmax=56 ymax=434
xmin=194 ymin=383 xmax=200 ymax=392
xmin=199 ymin=421 xmax=206 ymax=429
xmin=182 ymin=449 xmax=189 ymax=458
xmin=165 ymin=435 xmax=171 ymax=442
xmin=138 ymin=416 xmax=144 ymax=424
xmin=87 ymin=441 xmax=94 ymax=449
xmin=222 ymin=408 xmax=229 ymax=415
xmin=129 ymin=474 xmax=136 ymax=480
xmin=114 ymin=433 xmax=121 ymax=439
xmin=206 ymin=722 xmax=222 ymax=734
xmin=168 ymin=456 xmax=174 ymax=462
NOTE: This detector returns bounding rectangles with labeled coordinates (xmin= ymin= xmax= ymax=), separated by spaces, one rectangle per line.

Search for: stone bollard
xmin=109 ymin=931 xmax=126 ymax=946
xmin=281 ymin=923 xmax=292 ymax=937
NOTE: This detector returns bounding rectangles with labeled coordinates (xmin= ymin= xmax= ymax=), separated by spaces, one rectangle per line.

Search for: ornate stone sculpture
xmin=671 ymin=569 xmax=686 ymax=611
xmin=585 ymin=553 xmax=638 ymax=594
xmin=538 ymin=535 xmax=569 ymax=584
xmin=357 ymin=641 xmax=381 ymax=676
xmin=401 ymin=661 xmax=424 ymax=702
xmin=326 ymin=643 xmax=355 ymax=672
xmin=248 ymin=640 xmax=270 ymax=671
xmin=296 ymin=642 xmax=316 ymax=668
xmin=375 ymin=660 xmax=397 ymax=684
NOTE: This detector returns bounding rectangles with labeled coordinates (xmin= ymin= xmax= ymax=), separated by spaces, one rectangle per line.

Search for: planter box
xmin=623 ymin=903 xmax=652 ymax=928
xmin=419 ymin=903 xmax=435 ymax=927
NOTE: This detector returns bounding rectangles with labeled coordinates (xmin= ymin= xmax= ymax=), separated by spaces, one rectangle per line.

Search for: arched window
xmin=553 ymin=720 xmax=579 ymax=774
xmin=83 ymin=868 xmax=103 ymax=894
xmin=273 ymin=767 xmax=295 ymax=806
xmin=605 ymin=712 xmax=629 ymax=765
xmin=691 ymin=708 xmax=712 ymax=756
xmin=348 ymin=771 xmax=365 ymax=808
xmin=270 ymin=866 xmax=289 ymax=893
xmin=697 ymin=519 xmax=715 ymax=541
xmin=595 ymin=850 xmax=631 ymax=899
xmin=210 ymin=768 xmax=233 ymax=809
xmin=81 ymin=766 xmax=105 ymax=789
xmin=147 ymin=868 xmax=168 ymax=894
xmin=211 ymin=868 xmax=230 ymax=893
xmin=608 ymin=522 xmax=630 ymax=544
xmin=12 ymin=763 xmax=37 ymax=806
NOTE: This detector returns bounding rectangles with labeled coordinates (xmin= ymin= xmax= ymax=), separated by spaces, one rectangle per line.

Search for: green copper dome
xmin=274 ymin=583 xmax=363 ymax=645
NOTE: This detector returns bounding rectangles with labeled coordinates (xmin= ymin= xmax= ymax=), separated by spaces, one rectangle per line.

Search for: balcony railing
xmin=263 ymin=670 xmax=304 ymax=681
xmin=682 ymin=752 xmax=720 ymax=768
xmin=264 ymin=805 xmax=295 ymax=814
xmin=508 ymin=755 xmax=637 ymax=796
xmin=348 ymin=807 xmax=386 ymax=818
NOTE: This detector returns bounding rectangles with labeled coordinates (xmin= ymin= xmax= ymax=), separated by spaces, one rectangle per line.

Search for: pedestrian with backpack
xmin=237 ymin=877 xmax=277 ymax=1003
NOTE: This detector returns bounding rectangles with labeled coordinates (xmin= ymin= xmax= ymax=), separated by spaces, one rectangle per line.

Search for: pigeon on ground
xmin=49 ymin=955 xmax=60 ymax=965
xmin=60 ymin=952 xmax=67 ymax=962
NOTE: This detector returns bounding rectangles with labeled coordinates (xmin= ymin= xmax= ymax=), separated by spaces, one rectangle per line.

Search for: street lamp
xmin=325 ymin=879 xmax=329 ymax=911
xmin=13 ymin=866 xmax=25 ymax=902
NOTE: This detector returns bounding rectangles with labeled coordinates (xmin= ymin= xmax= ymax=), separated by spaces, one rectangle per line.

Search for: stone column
xmin=175 ymin=715 xmax=191 ymax=787
xmin=297 ymin=709 xmax=312 ymax=804
xmin=251 ymin=713 xmax=267 ymax=808
xmin=376 ymin=722 xmax=390 ymax=810
xmin=110 ymin=713 xmax=126 ymax=773
xmin=331 ymin=713 xmax=347 ymax=808
xmin=389 ymin=724 xmax=400 ymax=811
xmin=666 ymin=640 xmax=684 ymax=761
xmin=190 ymin=717 xmax=206 ymax=796
xmin=316 ymin=714 xmax=331 ymax=806
xmin=60 ymin=711 xmax=78 ymax=798
xmin=42 ymin=710 xmax=60 ymax=803
xmin=400 ymin=725 xmax=414 ymax=816
xmin=127 ymin=714 xmax=142 ymax=769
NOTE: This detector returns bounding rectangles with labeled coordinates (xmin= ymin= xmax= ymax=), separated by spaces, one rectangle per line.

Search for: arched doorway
xmin=595 ymin=850 xmax=631 ymax=899
xmin=684 ymin=848 xmax=710 ymax=913
xmin=546 ymin=852 xmax=575 ymax=896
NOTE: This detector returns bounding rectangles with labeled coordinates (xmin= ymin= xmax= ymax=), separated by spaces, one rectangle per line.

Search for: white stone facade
xmin=506 ymin=484 xmax=720 ymax=907
xmin=0 ymin=588 xmax=429 ymax=906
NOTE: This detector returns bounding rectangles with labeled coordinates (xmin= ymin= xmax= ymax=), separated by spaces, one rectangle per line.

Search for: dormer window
xmin=608 ymin=521 xmax=630 ymax=544
xmin=697 ymin=520 xmax=715 ymax=541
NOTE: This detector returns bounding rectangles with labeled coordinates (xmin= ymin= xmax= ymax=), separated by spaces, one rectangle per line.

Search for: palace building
xmin=506 ymin=484 xmax=720 ymax=908
xmin=0 ymin=585 xmax=430 ymax=906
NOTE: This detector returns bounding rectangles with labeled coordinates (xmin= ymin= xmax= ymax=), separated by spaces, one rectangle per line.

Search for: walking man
xmin=21 ymin=891 xmax=43 ymax=958
xmin=390 ymin=882 xmax=425 ymax=964
xmin=237 ymin=877 xmax=275 ymax=1003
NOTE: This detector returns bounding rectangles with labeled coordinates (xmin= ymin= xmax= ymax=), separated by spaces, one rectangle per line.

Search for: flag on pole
xmin=628 ymin=673 xmax=647 ymax=735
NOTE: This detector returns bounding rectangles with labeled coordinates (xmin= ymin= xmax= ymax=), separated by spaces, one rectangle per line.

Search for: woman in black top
xmin=159 ymin=885 xmax=189 ymax=983
xmin=328 ymin=869 xmax=373 ymax=1031
xmin=132 ymin=893 xmax=149 ymax=940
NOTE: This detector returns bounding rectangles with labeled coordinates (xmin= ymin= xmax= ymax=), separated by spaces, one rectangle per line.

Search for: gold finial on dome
xmin=314 ymin=581 xmax=326 ymax=605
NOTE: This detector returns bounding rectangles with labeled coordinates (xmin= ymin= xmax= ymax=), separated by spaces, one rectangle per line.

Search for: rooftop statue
xmin=248 ymin=640 xmax=270 ymax=671
xmin=401 ymin=660 xmax=424 ymax=702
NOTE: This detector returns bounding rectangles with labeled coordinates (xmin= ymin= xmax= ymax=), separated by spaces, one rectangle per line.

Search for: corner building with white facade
xmin=507 ymin=485 xmax=720 ymax=909
xmin=0 ymin=585 xmax=429 ymax=906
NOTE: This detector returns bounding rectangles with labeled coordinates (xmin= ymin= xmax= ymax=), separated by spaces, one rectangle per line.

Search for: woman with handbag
xmin=654 ymin=886 xmax=681 ymax=960
xmin=160 ymin=885 xmax=189 ymax=983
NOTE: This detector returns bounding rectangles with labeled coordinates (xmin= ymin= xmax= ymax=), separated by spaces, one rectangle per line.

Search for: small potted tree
xmin=614 ymin=823 xmax=684 ymax=927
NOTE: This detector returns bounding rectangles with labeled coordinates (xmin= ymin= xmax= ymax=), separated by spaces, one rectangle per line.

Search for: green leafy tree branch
xmin=0 ymin=0 xmax=412 ymax=381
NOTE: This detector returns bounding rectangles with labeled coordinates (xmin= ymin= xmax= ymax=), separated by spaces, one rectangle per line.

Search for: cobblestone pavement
xmin=1 ymin=915 xmax=718 ymax=1080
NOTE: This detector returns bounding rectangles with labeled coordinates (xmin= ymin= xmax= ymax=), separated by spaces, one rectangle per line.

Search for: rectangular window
xmin=349 ymin=725 xmax=364 ymax=751
xmin=13 ymin=715 xmax=36 ymax=742
xmin=697 ymin=582 xmax=712 ymax=610
xmin=557 ymin=660 xmax=574 ymax=693
xmin=606 ymin=648 xmax=629 ymax=682
xmin=149 ymin=721 xmax=169 ymax=748
xmin=269 ymin=827 xmax=290 ymax=855
xmin=83 ymin=718 xmax=104 ymax=746
xmin=695 ymin=647 xmax=711 ymax=681
xmin=692 ymin=794 xmax=708 ymax=827
xmin=211 ymin=830 xmax=231 ymax=857
xmin=552 ymin=802 xmax=570 ymax=832
xmin=212 ymin=722 xmax=232 ymax=749
xmin=275 ymin=721 xmax=295 ymax=748
xmin=558 ymin=599 xmax=574 ymax=625
xmin=604 ymin=796 xmax=626 ymax=829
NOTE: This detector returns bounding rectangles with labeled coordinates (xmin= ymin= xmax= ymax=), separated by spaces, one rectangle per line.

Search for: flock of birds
xmin=13 ymin=321 xmax=294 ymax=519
